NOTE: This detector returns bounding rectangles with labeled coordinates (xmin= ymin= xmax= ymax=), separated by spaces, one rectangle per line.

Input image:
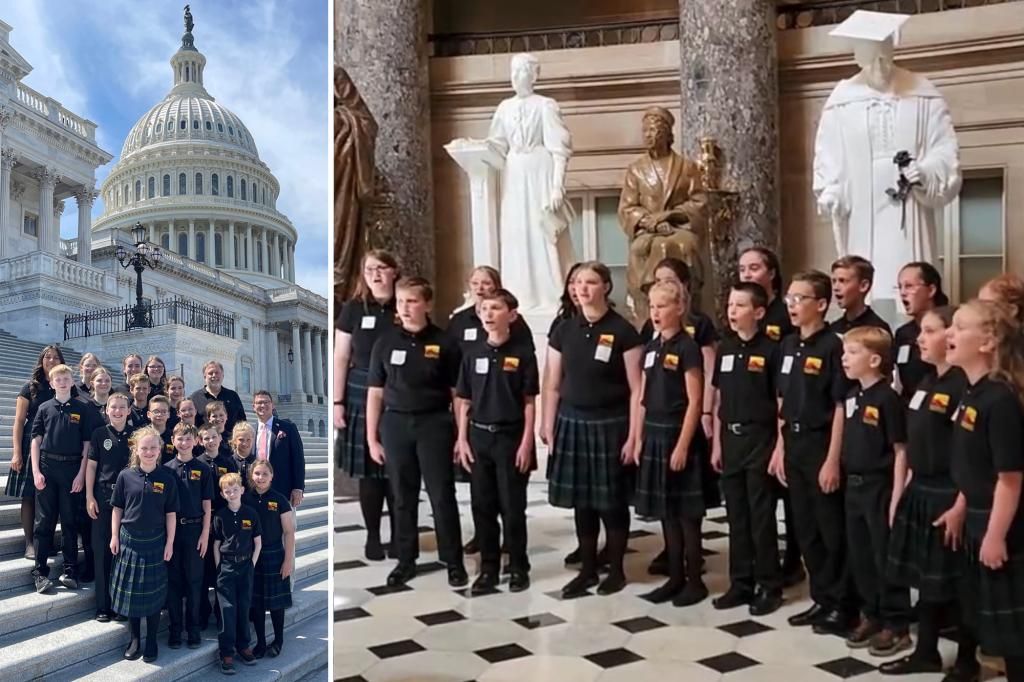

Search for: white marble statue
xmin=814 ymin=11 xmax=961 ymax=310
xmin=486 ymin=53 xmax=575 ymax=311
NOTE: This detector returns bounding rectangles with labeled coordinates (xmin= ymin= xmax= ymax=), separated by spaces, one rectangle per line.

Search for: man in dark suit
xmin=190 ymin=361 xmax=247 ymax=432
xmin=252 ymin=390 xmax=304 ymax=508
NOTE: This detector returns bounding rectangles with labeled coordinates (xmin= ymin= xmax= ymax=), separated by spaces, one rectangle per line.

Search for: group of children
xmin=338 ymin=246 xmax=1024 ymax=681
xmin=7 ymin=354 xmax=297 ymax=674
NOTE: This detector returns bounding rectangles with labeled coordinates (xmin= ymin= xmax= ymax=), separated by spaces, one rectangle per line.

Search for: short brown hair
xmin=396 ymin=276 xmax=433 ymax=303
xmin=128 ymin=372 xmax=151 ymax=388
xmin=481 ymin=289 xmax=519 ymax=311
xmin=791 ymin=270 xmax=832 ymax=305
xmin=219 ymin=472 xmax=243 ymax=490
xmin=107 ymin=392 xmax=131 ymax=408
xmin=172 ymin=422 xmax=199 ymax=439
xmin=731 ymin=282 xmax=768 ymax=310
xmin=48 ymin=364 xmax=74 ymax=380
xmin=148 ymin=395 xmax=170 ymax=410
xmin=844 ymin=326 xmax=894 ymax=375
xmin=198 ymin=423 xmax=221 ymax=436
xmin=205 ymin=400 xmax=227 ymax=417
xmin=831 ymin=255 xmax=875 ymax=285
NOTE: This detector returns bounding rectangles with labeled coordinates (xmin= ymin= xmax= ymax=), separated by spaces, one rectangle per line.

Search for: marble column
xmin=246 ymin=224 xmax=254 ymax=271
xmin=188 ymin=219 xmax=196 ymax=259
xmin=264 ymin=326 xmax=279 ymax=394
xmin=311 ymin=328 xmax=324 ymax=398
xmin=35 ymin=168 xmax=59 ymax=254
xmin=678 ymin=0 xmax=779 ymax=312
xmin=228 ymin=221 xmax=236 ymax=268
xmin=74 ymin=188 xmax=96 ymax=266
xmin=0 ymin=148 xmax=17 ymax=260
xmin=147 ymin=221 xmax=155 ymax=244
xmin=289 ymin=242 xmax=296 ymax=282
xmin=290 ymin=321 xmax=303 ymax=395
xmin=320 ymin=330 xmax=329 ymax=395
xmin=271 ymin=232 xmax=280 ymax=278
xmin=208 ymin=220 xmax=216 ymax=266
xmin=264 ymin=231 xmax=271 ymax=275
xmin=301 ymin=325 xmax=314 ymax=395
xmin=53 ymin=200 xmax=65 ymax=254
xmin=336 ymin=0 xmax=435 ymax=280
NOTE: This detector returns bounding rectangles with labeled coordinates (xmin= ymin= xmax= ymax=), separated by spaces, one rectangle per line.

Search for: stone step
xmin=0 ymin=574 xmax=328 ymax=681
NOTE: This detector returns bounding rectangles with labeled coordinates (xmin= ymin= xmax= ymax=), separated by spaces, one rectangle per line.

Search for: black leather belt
xmin=179 ymin=516 xmax=204 ymax=525
xmin=221 ymin=553 xmax=251 ymax=563
xmin=847 ymin=473 xmax=887 ymax=486
xmin=788 ymin=421 xmax=826 ymax=434
xmin=42 ymin=452 xmax=81 ymax=463
xmin=471 ymin=421 xmax=523 ymax=433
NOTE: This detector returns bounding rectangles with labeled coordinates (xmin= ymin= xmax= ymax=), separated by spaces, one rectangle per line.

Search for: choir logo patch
xmin=961 ymin=406 xmax=977 ymax=431
xmin=151 ymin=481 xmax=165 ymax=493
xmin=70 ymin=413 xmax=81 ymax=424
xmin=242 ymin=519 xmax=252 ymax=530
xmin=747 ymin=355 xmax=766 ymax=372
xmin=685 ymin=325 xmax=696 ymax=337
xmin=803 ymin=357 xmax=822 ymax=375
xmin=423 ymin=345 xmax=440 ymax=359
xmin=863 ymin=405 xmax=880 ymax=426
xmin=929 ymin=393 xmax=950 ymax=413
xmin=217 ymin=467 xmax=227 ymax=475
xmin=766 ymin=325 xmax=781 ymax=341
xmin=663 ymin=354 xmax=679 ymax=370
xmin=502 ymin=357 xmax=520 ymax=372
xmin=598 ymin=334 xmax=615 ymax=347
xmin=190 ymin=469 xmax=202 ymax=481
xmin=267 ymin=501 xmax=278 ymax=511
xmin=166 ymin=443 xmax=175 ymax=453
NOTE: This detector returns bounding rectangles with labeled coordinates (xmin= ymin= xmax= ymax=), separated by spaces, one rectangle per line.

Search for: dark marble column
xmin=335 ymin=0 xmax=435 ymax=281
xmin=678 ymin=0 xmax=779 ymax=317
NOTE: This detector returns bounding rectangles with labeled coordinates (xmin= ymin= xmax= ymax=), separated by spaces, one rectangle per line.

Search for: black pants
xmin=468 ymin=424 xmax=530 ymax=574
xmin=784 ymin=428 xmax=853 ymax=611
xmin=720 ymin=427 xmax=781 ymax=593
xmin=382 ymin=410 xmax=463 ymax=566
xmin=846 ymin=474 xmax=911 ymax=629
xmin=92 ymin=498 xmax=115 ymax=613
xmin=74 ymin=490 xmax=93 ymax=573
xmin=34 ymin=456 xmax=79 ymax=578
xmin=168 ymin=523 xmax=205 ymax=640
xmin=217 ymin=558 xmax=253 ymax=656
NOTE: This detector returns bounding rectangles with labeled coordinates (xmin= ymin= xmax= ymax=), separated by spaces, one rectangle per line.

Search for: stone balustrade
xmin=16 ymin=83 xmax=98 ymax=143
xmin=0 ymin=251 xmax=115 ymax=294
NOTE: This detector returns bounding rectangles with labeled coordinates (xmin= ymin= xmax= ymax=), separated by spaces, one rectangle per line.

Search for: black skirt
xmin=886 ymin=475 xmax=961 ymax=602
xmin=252 ymin=543 xmax=292 ymax=611
xmin=4 ymin=434 xmax=34 ymax=499
xmin=959 ymin=509 xmax=1024 ymax=656
xmin=336 ymin=369 xmax=386 ymax=479
xmin=548 ymin=406 xmax=632 ymax=512
xmin=634 ymin=418 xmax=705 ymax=519
xmin=110 ymin=527 xmax=168 ymax=618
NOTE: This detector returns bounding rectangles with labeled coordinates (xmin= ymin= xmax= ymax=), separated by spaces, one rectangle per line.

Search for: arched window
xmin=123 ymin=184 xmax=129 ymax=205
xmin=215 ymin=233 xmax=223 ymax=266
xmin=178 ymin=232 xmax=188 ymax=256
xmin=196 ymin=233 xmax=206 ymax=263
xmin=156 ymin=122 xmax=162 ymax=133
xmin=192 ymin=120 xmax=199 ymax=129
xmin=227 ymin=176 xmax=234 ymax=198
xmin=147 ymin=176 xmax=155 ymax=199
xmin=205 ymin=121 xmax=212 ymax=131
xmin=161 ymin=232 xmax=170 ymax=249
xmin=179 ymin=119 xmax=186 ymax=130
xmin=228 ymin=126 xmax=234 ymax=135
xmin=195 ymin=173 xmax=203 ymax=195
xmin=179 ymin=173 xmax=187 ymax=195
xmin=240 ymin=179 xmax=247 ymax=201
xmin=134 ymin=180 xmax=141 ymax=202
xmin=162 ymin=174 xmax=170 ymax=197
xmin=185 ymin=65 xmax=190 ymax=82
xmin=217 ymin=123 xmax=224 ymax=132
xmin=211 ymin=173 xmax=219 ymax=196
xmin=252 ymin=182 xmax=258 ymax=203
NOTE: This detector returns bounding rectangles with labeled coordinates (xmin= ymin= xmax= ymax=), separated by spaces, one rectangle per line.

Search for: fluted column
xmin=74 ymin=188 xmax=96 ymax=265
xmin=53 ymin=200 xmax=65 ymax=254
xmin=320 ymin=330 xmax=329 ymax=395
xmin=228 ymin=221 xmax=236 ymax=268
xmin=301 ymin=325 xmax=314 ymax=395
xmin=0 ymin=148 xmax=17 ymax=260
xmin=208 ymin=220 xmax=216 ymax=266
xmin=245 ymin=223 xmax=254 ymax=271
xmin=290 ymin=321 xmax=303 ymax=395
xmin=148 ymin=221 xmax=155 ymax=244
xmin=187 ymin=219 xmax=196 ymax=259
xmin=271 ymin=232 xmax=280 ymax=278
xmin=311 ymin=328 xmax=324 ymax=398
xmin=35 ymin=168 xmax=59 ymax=254
xmin=265 ymin=326 xmax=279 ymax=394
xmin=264 ymin=230 xmax=271 ymax=275
xmin=288 ymin=242 xmax=296 ymax=282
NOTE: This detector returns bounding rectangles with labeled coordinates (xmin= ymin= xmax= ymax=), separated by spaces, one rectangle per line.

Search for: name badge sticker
xmin=463 ymin=328 xmax=478 ymax=342
xmin=475 ymin=358 xmax=489 ymax=374
xmin=897 ymin=345 xmax=911 ymax=364
xmin=103 ymin=438 xmax=113 ymax=451
xmin=644 ymin=351 xmax=656 ymax=369
xmin=781 ymin=356 xmax=794 ymax=375
xmin=909 ymin=390 xmax=926 ymax=410
xmin=845 ymin=397 xmax=857 ymax=418
xmin=720 ymin=355 xmax=735 ymax=373
xmin=390 ymin=350 xmax=407 ymax=366
xmin=360 ymin=316 xmax=377 ymax=330
xmin=594 ymin=345 xmax=612 ymax=363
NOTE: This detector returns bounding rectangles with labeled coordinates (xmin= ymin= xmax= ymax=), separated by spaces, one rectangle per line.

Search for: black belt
xmin=221 ymin=553 xmax=251 ymax=563
xmin=847 ymin=472 xmax=888 ymax=486
xmin=787 ymin=421 xmax=827 ymax=434
xmin=724 ymin=422 xmax=773 ymax=436
xmin=179 ymin=516 xmax=204 ymax=525
xmin=42 ymin=452 xmax=81 ymax=463
xmin=471 ymin=421 xmax=524 ymax=433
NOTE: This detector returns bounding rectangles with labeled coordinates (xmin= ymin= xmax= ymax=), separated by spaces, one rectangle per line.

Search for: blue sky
xmin=3 ymin=0 xmax=330 ymax=297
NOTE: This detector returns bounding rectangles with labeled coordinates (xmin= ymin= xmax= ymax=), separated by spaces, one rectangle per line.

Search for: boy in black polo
xmin=839 ymin=327 xmax=912 ymax=656
xmin=213 ymin=473 xmax=262 ymax=673
xmin=86 ymin=392 xmax=134 ymax=620
xmin=829 ymin=256 xmax=892 ymax=337
xmin=367 ymin=276 xmax=467 ymax=588
xmin=711 ymin=282 xmax=784 ymax=616
xmin=769 ymin=270 xmax=856 ymax=636
xmin=148 ymin=396 xmax=176 ymax=463
xmin=30 ymin=364 xmax=97 ymax=593
xmin=165 ymin=423 xmax=214 ymax=649
xmin=455 ymin=289 xmax=539 ymax=594
xmin=198 ymin=423 xmax=237 ymax=629
xmin=128 ymin=373 xmax=152 ymax=428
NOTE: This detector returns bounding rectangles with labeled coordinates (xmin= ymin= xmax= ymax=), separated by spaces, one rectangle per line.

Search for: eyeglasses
xmin=364 ymin=266 xmax=393 ymax=274
xmin=146 ymin=364 xmax=164 ymax=370
xmin=784 ymin=293 xmax=819 ymax=306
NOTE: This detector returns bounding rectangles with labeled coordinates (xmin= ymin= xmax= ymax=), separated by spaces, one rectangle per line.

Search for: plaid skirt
xmin=634 ymin=418 xmax=705 ymax=519
xmin=4 ymin=434 xmax=35 ymax=499
xmin=337 ymin=370 xmax=386 ymax=479
xmin=252 ymin=543 xmax=292 ymax=611
xmin=548 ymin=405 xmax=633 ymax=511
xmin=111 ymin=526 xmax=168 ymax=618
xmin=885 ymin=475 xmax=961 ymax=602
xmin=958 ymin=509 xmax=1024 ymax=656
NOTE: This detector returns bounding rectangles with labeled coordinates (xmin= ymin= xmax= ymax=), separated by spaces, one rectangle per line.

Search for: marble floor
xmin=334 ymin=483 xmax=1005 ymax=682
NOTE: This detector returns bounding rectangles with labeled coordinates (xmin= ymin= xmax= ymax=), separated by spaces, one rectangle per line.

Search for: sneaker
xmin=34 ymin=574 xmax=54 ymax=594
xmin=869 ymin=629 xmax=912 ymax=658
xmin=58 ymin=573 xmax=79 ymax=590
xmin=220 ymin=656 xmax=236 ymax=675
xmin=237 ymin=649 xmax=257 ymax=665
xmin=878 ymin=653 xmax=944 ymax=675
xmin=95 ymin=611 xmax=111 ymax=623
xmin=267 ymin=640 xmax=282 ymax=658
xmin=846 ymin=618 xmax=881 ymax=649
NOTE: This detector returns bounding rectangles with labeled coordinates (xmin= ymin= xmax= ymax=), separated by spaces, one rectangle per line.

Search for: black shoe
xmin=252 ymin=643 xmax=267 ymax=659
xmin=647 ymin=549 xmax=669 ymax=576
xmin=597 ymin=573 xmax=626 ymax=596
xmin=464 ymin=537 xmax=480 ymax=554
xmin=788 ymin=603 xmax=825 ymax=627
xmin=448 ymin=564 xmax=469 ymax=588
xmin=123 ymin=639 xmax=142 ymax=660
xmin=96 ymin=611 xmax=111 ymax=623
xmin=782 ymin=563 xmax=806 ymax=588
xmin=115 ymin=613 xmax=128 ymax=622
xmin=267 ymin=640 xmax=282 ymax=658
xmin=812 ymin=609 xmax=855 ymax=637
xmin=386 ymin=562 xmax=416 ymax=586
xmin=712 ymin=585 xmax=754 ymax=610
xmin=672 ymin=580 xmax=709 ymax=607
xmin=508 ymin=570 xmax=530 ymax=593
xmin=940 ymin=664 xmax=980 ymax=682
xmin=78 ymin=567 xmax=95 ymax=584
xmin=34 ymin=574 xmax=54 ymax=594
xmin=58 ymin=572 xmax=79 ymax=590
xmin=471 ymin=571 xmax=498 ymax=595
xmin=237 ymin=649 xmax=257 ymax=665
xmin=364 ymin=538 xmax=385 ymax=561
xmin=640 ymin=580 xmax=684 ymax=604
xmin=564 ymin=547 xmax=581 ymax=566
xmin=187 ymin=636 xmax=202 ymax=650
xmin=168 ymin=635 xmax=183 ymax=649
xmin=879 ymin=653 xmax=944 ymax=675
xmin=749 ymin=589 xmax=783 ymax=616
xmin=143 ymin=647 xmax=158 ymax=663
xmin=561 ymin=572 xmax=599 ymax=599
xmin=221 ymin=656 xmax=236 ymax=675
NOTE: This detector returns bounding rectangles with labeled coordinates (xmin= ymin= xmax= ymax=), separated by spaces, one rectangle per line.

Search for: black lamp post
xmin=287 ymin=348 xmax=294 ymax=364
xmin=116 ymin=222 xmax=162 ymax=329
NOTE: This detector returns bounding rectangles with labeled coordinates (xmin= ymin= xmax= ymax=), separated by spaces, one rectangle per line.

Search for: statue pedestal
xmin=444 ymin=138 xmax=505 ymax=269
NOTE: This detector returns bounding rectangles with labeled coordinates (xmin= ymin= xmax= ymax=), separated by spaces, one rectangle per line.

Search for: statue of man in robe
xmin=334 ymin=66 xmax=378 ymax=305
xmin=619 ymin=106 xmax=706 ymax=321
xmin=814 ymin=11 xmax=960 ymax=320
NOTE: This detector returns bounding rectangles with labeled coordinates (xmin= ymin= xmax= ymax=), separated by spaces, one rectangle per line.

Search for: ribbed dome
xmin=121 ymin=93 xmax=259 ymax=159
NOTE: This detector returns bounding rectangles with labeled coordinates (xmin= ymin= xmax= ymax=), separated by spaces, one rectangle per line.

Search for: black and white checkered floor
xmin=334 ymin=482 xmax=1003 ymax=682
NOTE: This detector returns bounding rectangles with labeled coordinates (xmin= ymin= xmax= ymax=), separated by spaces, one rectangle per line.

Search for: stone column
xmin=678 ymin=0 xmax=779 ymax=310
xmin=321 ymin=329 xmax=329 ymax=395
xmin=265 ymin=326 xmax=279 ymax=394
xmin=311 ymin=328 xmax=324 ymax=398
xmin=208 ymin=220 xmax=216 ymax=266
xmin=74 ymin=188 xmax=96 ymax=266
xmin=228 ymin=221 xmax=236 ymax=268
xmin=264 ymin=231 xmax=272 ymax=275
xmin=246 ymin=224 xmax=254 ymax=271
xmin=35 ymin=168 xmax=59 ymax=254
xmin=0 ymin=148 xmax=17 ymax=260
xmin=148 ymin=221 xmax=155 ymax=244
xmin=188 ymin=219 xmax=196 ymax=259
xmin=271 ymin=232 xmax=280 ymax=278
xmin=336 ymin=0 xmax=435 ymax=280
xmin=290 ymin=321 xmax=303 ymax=395
xmin=301 ymin=325 xmax=314 ymax=395
xmin=289 ymin=242 xmax=296 ymax=282
xmin=53 ymin=200 xmax=65 ymax=254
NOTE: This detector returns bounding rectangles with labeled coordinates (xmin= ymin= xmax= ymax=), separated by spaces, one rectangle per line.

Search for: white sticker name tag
xmin=360 ymin=316 xmax=376 ymax=330
xmin=464 ymin=328 xmax=478 ymax=342
xmin=845 ymin=397 xmax=857 ymax=419
xmin=644 ymin=351 xmax=656 ymax=369
xmin=390 ymin=350 xmax=407 ymax=366
xmin=475 ymin=357 xmax=489 ymax=374
xmin=781 ymin=356 xmax=794 ymax=375
xmin=594 ymin=345 xmax=612 ymax=363
xmin=720 ymin=355 xmax=735 ymax=373
xmin=909 ymin=390 xmax=926 ymax=410
xmin=897 ymin=345 xmax=911 ymax=364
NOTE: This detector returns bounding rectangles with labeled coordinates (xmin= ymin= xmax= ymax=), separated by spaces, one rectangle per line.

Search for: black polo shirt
xmin=761 ymin=296 xmax=794 ymax=343
xmin=841 ymin=380 xmax=906 ymax=474
xmin=367 ymin=322 xmax=459 ymax=413
xmin=232 ymin=453 xmax=258 ymax=490
xmin=200 ymin=449 xmax=238 ymax=510
xmin=713 ymin=331 xmax=781 ymax=426
xmin=778 ymin=326 xmax=850 ymax=430
xmin=32 ymin=395 xmax=97 ymax=455
xmin=158 ymin=428 xmax=176 ymax=464
xmin=89 ymin=422 xmax=134 ymax=493
xmin=550 ymin=308 xmax=642 ymax=410
xmin=191 ymin=386 xmax=246 ymax=432
xmin=75 ymin=379 xmax=92 ymax=396
xmin=829 ymin=306 xmax=892 ymax=337
xmin=243 ymin=488 xmax=291 ymax=548
xmin=447 ymin=306 xmax=535 ymax=353
xmin=18 ymin=380 xmax=54 ymax=441
xmin=950 ymin=376 xmax=1024 ymax=519
xmin=894 ymin=320 xmax=932 ymax=400
xmin=641 ymin=329 xmax=702 ymax=417
xmin=165 ymin=456 xmax=214 ymax=520
xmin=112 ymin=383 xmax=132 ymax=397
xmin=905 ymin=367 xmax=966 ymax=475
xmin=128 ymin=405 xmax=150 ymax=430
xmin=213 ymin=504 xmax=262 ymax=556
xmin=112 ymin=465 xmax=180 ymax=532
xmin=547 ymin=314 xmax=574 ymax=340
xmin=337 ymin=297 xmax=397 ymax=370
xmin=456 ymin=336 xmax=540 ymax=424
xmin=641 ymin=311 xmax=718 ymax=349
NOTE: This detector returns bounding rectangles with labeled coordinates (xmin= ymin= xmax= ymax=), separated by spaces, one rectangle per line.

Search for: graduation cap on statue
xmin=829 ymin=10 xmax=910 ymax=49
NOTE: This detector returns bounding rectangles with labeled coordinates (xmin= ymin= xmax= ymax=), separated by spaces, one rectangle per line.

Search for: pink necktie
xmin=258 ymin=425 xmax=269 ymax=460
